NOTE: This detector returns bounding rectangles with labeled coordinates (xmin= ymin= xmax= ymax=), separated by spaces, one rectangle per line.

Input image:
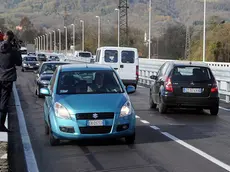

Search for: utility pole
xmin=184 ymin=25 xmax=191 ymax=59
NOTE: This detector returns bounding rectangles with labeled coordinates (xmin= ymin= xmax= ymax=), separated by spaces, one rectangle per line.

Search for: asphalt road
xmin=10 ymin=69 xmax=230 ymax=172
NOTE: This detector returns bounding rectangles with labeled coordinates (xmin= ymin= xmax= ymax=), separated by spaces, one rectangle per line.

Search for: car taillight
xmin=136 ymin=65 xmax=139 ymax=80
xmin=165 ymin=77 xmax=173 ymax=92
xmin=211 ymin=81 xmax=218 ymax=93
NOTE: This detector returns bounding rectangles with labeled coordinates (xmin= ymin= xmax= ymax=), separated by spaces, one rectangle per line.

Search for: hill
xmin=0 ymin=0 xmax=230 ymax=35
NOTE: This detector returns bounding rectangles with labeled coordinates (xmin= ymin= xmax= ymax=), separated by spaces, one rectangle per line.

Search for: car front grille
xmin=79 ymin=126 xmax=112 ymax=134
xmin=76 ymin=112 xmax=114 ymax=120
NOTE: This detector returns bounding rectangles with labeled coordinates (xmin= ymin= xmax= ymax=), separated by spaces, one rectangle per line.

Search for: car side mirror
xmin=126 ymin=85 xmax=136 ymax=94
xmin=40 ymin=88 xmax=51 ymax=96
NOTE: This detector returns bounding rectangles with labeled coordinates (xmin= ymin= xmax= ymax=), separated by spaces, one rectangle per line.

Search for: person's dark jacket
xmin=0 ymin=41 xmax=22 ymax=81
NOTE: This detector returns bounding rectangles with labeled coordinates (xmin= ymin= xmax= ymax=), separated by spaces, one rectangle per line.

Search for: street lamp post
xmin=71 ymin=24 xmax=75 ymax=52
xmin=115 ymin=8 xmax=120 ymax=47
xmin=64 ymin=26 xmax=67 ymax=54
xmin=80 ymin=20 xmax=84 ymax=51
xmin=148 ymin=0 xmax=152 ymax=59
xmin=40 ymin=36 xmax=42 ymax=51
xmin=203 ymin=0 xmax=206 ymax=62
xmin=38 ymin=37 xmax=40 ymax=51
xmin=49 ymin=32 xmax=52 ymax=52
xmin=96 ymin=16 xmax=101 ymax=48
xmin=58 ymin=29 xmax=61 ymax=53
xmin=46 ymin=34 xmax=48 ymax=51
xmin=53 ymin=30 xmax=56 ymax=52
xmin=43 ymin=35 xmax=45 ymax=51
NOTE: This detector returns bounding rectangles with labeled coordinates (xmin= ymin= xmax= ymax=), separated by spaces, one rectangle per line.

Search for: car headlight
xmin=120 ymin=101 xmax=132 ymax=117
xmin=54 ymin=102 xmax=71 ymax=119
xmin=23 ymin=63 xmax=28 ymax=66
xmin=36 ymin=63 xmax=39 ymax=66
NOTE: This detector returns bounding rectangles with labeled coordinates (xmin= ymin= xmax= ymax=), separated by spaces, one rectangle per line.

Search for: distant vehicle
xmin=28 ymin=52 xmax=36 ymax=56
xmin=95 ymin=46 xmax=139 ymax=89
xmin=149 ymin=61 xmax=219 ymax=115
xmin=37 ymin=53 xmax=47 ymax=61
xmin=35 ymin=73 xmax=53 ymax=98
xmin=20 ymin=47 xmax=27 ymax=60
xmin=74 ymin=51 xmax=92 ymax=58
xmin=34 ymin=61 xmax=70 ymax=82
xmin=21 ymin=56 xmax=40 ymax=72
xmin=40 ymin=64 xmax=136 ymax=146
xmin=47 ymin=55 xmax=60 ymax=61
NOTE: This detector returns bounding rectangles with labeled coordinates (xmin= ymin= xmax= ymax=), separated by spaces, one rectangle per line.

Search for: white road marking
xmin=1 ymin=154 xmax=7 ymax=159
xmin=135 ymin=115 xmax=140 ymax=119
xmin=161 ymin=131 xmax=230 ymax=172
xmin=140 ymin=120 xmax=150 ymax=124
xmin=150 ymin=125 xmax=160 ymax=130
xmin=219 ymin=106 xmax=230 ymax=112
xmin=13 ymin=83 xmax=39 ymax=172
xmin=137 ymin=85 xmax=145 ymax=88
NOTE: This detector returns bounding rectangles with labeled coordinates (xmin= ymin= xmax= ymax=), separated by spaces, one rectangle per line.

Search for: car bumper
xmin=50 ymin=114 xmax=136 ymax=140
xmin=162 ymin=95 xmax=219 ymax=108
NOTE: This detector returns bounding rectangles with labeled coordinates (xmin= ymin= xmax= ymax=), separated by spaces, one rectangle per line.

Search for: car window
xmin=121 ymin=51 xmax=135 ymax=63
xmin=57 ymin=70 xmax=124 ymax=94
xmin=40 ymin=63 xmax=67 ymax=74
xmin=158 ymin=62 xmax=169 ymax=77
xmin=20 ymin=50 xmax=27 ymax=55
xmin=171 ymin=66 xmax=212 ymax=82
xmin=24 ymin=57 xmax=37 ymax=61
xmin=79 ymin=52 xmax=91 ymax=58
xmin=40 ymin=75 xmax=52 ymax=81
xmin=104 ymin=50 xmax=118 ymax=63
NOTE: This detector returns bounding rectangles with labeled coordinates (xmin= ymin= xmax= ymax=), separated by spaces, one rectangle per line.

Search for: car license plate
xmin=29 ymin=66 xmax=34 ymax=68
xmin=88 ymin=120 xmax=103 ymax=126
xmin=183 ymin=88 xmax=202 ymax=93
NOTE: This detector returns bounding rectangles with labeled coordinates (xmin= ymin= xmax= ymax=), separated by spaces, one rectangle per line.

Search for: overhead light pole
xmin=96 ymin=16 xmax=101 ymax=48
xmin=148 ymin=0 xmax=152 ymax=59
xmin=64 ymin=26 xmax=67 ymax=54
xmin=58 ymin=29 xmax=61 ymax=53
xmin=115 ymin=8 xmax=120 ymax=47
xmin=71 ymin=24 xmax=75 ymax=52
xmin=80 ymin=20 xmax=85 ymax=51
xmin=53 ymin=30 xmax=56 ymax=52
xmin=203 ymin=0 xmax=206 ymax=62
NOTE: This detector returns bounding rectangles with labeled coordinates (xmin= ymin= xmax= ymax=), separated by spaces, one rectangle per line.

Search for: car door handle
xmin=114 ymin=68 xmax=118 ymax=70
xmin=120 ymin=65 xmax=124 ymax=68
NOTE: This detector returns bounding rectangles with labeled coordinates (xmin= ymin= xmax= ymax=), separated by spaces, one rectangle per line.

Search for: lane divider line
xmin=219 ymin=106 xmax=230 ymax=112
xmin=135 ymin=115 xmax=140 ymax=119
xmin=140 ymin=120 xmax=150 ymax=124
xmin=1 ymin=154 xmax=7 ymax=159
xmin=150 ymin=125 xmax=160 ymax=130
xmin=160 ymin=131 xmax=230 ymax=171
xmin=13 ymin=83 xmax=39 ymax=172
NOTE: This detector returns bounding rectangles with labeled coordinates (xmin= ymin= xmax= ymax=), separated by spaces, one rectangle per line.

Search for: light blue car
xmin=40 ymin=64 xmax=136 ymax=146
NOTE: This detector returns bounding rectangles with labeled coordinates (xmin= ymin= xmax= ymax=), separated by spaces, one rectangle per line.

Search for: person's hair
xmin=6 ymin=30 xmax=14 ymax=42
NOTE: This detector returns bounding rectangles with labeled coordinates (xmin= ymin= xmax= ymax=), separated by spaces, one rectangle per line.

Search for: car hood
xmin=55 ymin=93 xmax=128 ymax=114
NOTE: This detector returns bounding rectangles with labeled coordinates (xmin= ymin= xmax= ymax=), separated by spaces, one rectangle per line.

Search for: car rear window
xmin=121 ymin=51 xmax=135 ymax=63
xmin=171 ymin=66 xmax=212 ymax=82
xmin=104 ymin=50 xmax=118 ymax=63
xmin=79 ymin=52 xmax=91 ymax=58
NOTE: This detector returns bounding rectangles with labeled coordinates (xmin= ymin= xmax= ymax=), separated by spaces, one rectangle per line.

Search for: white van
xmin=95 ymin=46 xmax=139 ymax=88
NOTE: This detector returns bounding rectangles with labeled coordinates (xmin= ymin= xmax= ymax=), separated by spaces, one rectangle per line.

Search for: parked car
xmin=95 ymin=46 xmax=139 ymax=90
xmin=40 ymin=64 xmax=136 ymax=146
xmin=37 ymin=53 xmax=47 ymax=61
xmin=21 ymin=56 xmax=40 ymax=72
xmin=149 ymin=61 xmax=219 ymax=115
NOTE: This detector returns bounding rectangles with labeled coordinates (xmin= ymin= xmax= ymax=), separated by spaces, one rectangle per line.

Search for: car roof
xmin=42 ymin=61 xmax=70 ymax=64
xmin=169 ymin=61 xmax=209 ymax=68
xmin=60 ymin=64 xmax=112 ymax=72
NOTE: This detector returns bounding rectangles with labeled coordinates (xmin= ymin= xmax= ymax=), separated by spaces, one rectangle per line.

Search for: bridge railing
xmin=38 ymin=51 xmax=230 ymax=103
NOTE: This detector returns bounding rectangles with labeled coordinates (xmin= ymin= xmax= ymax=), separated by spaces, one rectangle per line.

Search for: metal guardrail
xmin=38 ymin=51 xmax=230 ymax=103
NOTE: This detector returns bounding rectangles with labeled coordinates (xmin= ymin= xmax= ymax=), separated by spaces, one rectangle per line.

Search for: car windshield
xmin=79 ymin=53 xmax=91 ymax=58
xmin=57 ymin=70 xmax=124 ymax=94
xmin=40 ymin=63 xmax=68 ymax=74
xmin=171 ymin=66 xmax=212 ymax=82
xmin=24 ymin=57 xmax=37 ymax=61
xmin=38 ymin=54 xmax=46 ymax=58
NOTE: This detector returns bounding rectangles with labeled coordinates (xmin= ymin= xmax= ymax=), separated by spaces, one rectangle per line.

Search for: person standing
xmin=0 ymin=30 xmax=22 ymax=132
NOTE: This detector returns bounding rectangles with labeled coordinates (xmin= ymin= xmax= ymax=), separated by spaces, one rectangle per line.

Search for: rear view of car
xmin=48 ymin=55 xmax=60 ymax=61
xmin=21 ymin=56 xmax=40 ymax=72
xmin=37 ymin=53 xmax=47 ymax=61
xmin=149 ymin=62 xmax=219 ymax=115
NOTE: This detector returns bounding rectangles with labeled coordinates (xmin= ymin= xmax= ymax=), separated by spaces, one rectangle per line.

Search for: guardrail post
xmin=226 ymin=82 xmax=230 ymax=103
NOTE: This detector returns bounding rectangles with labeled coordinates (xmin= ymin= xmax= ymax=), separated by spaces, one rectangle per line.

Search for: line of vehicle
xmin=137 ymin=113 xmax=230 ymax=171
xmin=13 ymin=83 xmax=39 ymax=172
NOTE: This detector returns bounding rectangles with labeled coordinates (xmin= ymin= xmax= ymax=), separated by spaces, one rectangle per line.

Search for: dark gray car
xmin=21 ymin=56 xmax=40 ymax=72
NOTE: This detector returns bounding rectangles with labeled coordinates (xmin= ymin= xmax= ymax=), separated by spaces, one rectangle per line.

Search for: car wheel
xmin=49 ymin=131 xmax=60 ymax=146
xmin=158 ymin=96 xmax=167 ymax=114
xmin=21 ymin=68 xmax=24 ymax=72
xmin=45 ymin=122 xmax=49 ymax=135
xmin=210 ymin=105 xmax=219 ymax=116
xmin=149 ymin=92 xmax=157 ymax=109
xmin=125 ymin=133 xmax=135 ymax=144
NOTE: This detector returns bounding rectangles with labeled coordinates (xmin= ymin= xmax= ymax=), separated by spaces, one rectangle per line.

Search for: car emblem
xmin=190 ymin=82 xmax=194 ymax=85
xmin=92 ymin=113 xmax=98 ymax=119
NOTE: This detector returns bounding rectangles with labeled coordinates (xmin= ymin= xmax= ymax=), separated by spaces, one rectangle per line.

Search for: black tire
xmin=158 ymin=96 xmax=167 ymax=114
xmin=21 ymin=68 xmax=24 ymax=72
xmin=210 ymin=105 xmax=219 ymax=116
xmin=149 ymin=92 xmax=157 ymax=109
xmin=125 ymin=133 xmax=135 ymax=144
xmin=49 ymin=131 xmax=60 ymax=146
xmin=37 ymin=86 xmax=42 ymax=98
xmin=45 ymin=122 xmax=49 ymax=135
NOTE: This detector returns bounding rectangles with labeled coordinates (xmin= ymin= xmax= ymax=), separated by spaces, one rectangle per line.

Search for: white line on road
xmin=140 ymin=120 xmax=150 ymax=124
xmin=137 ymin=85 xmax=145 ymax=88
xmin=150 ymin=125 xmax=160 ymax=130
xmin=13 ymin=83 xmax=39 ymax=172
xmin=161 ymin=131 xmax=230 ymax=172
xmin=135 ymin=115 xmax=140 ymax=119
xmin=1 ymin=154 xmax=7 ymax=159
xmin=219 ymin=106 xmax=230 ymax=111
